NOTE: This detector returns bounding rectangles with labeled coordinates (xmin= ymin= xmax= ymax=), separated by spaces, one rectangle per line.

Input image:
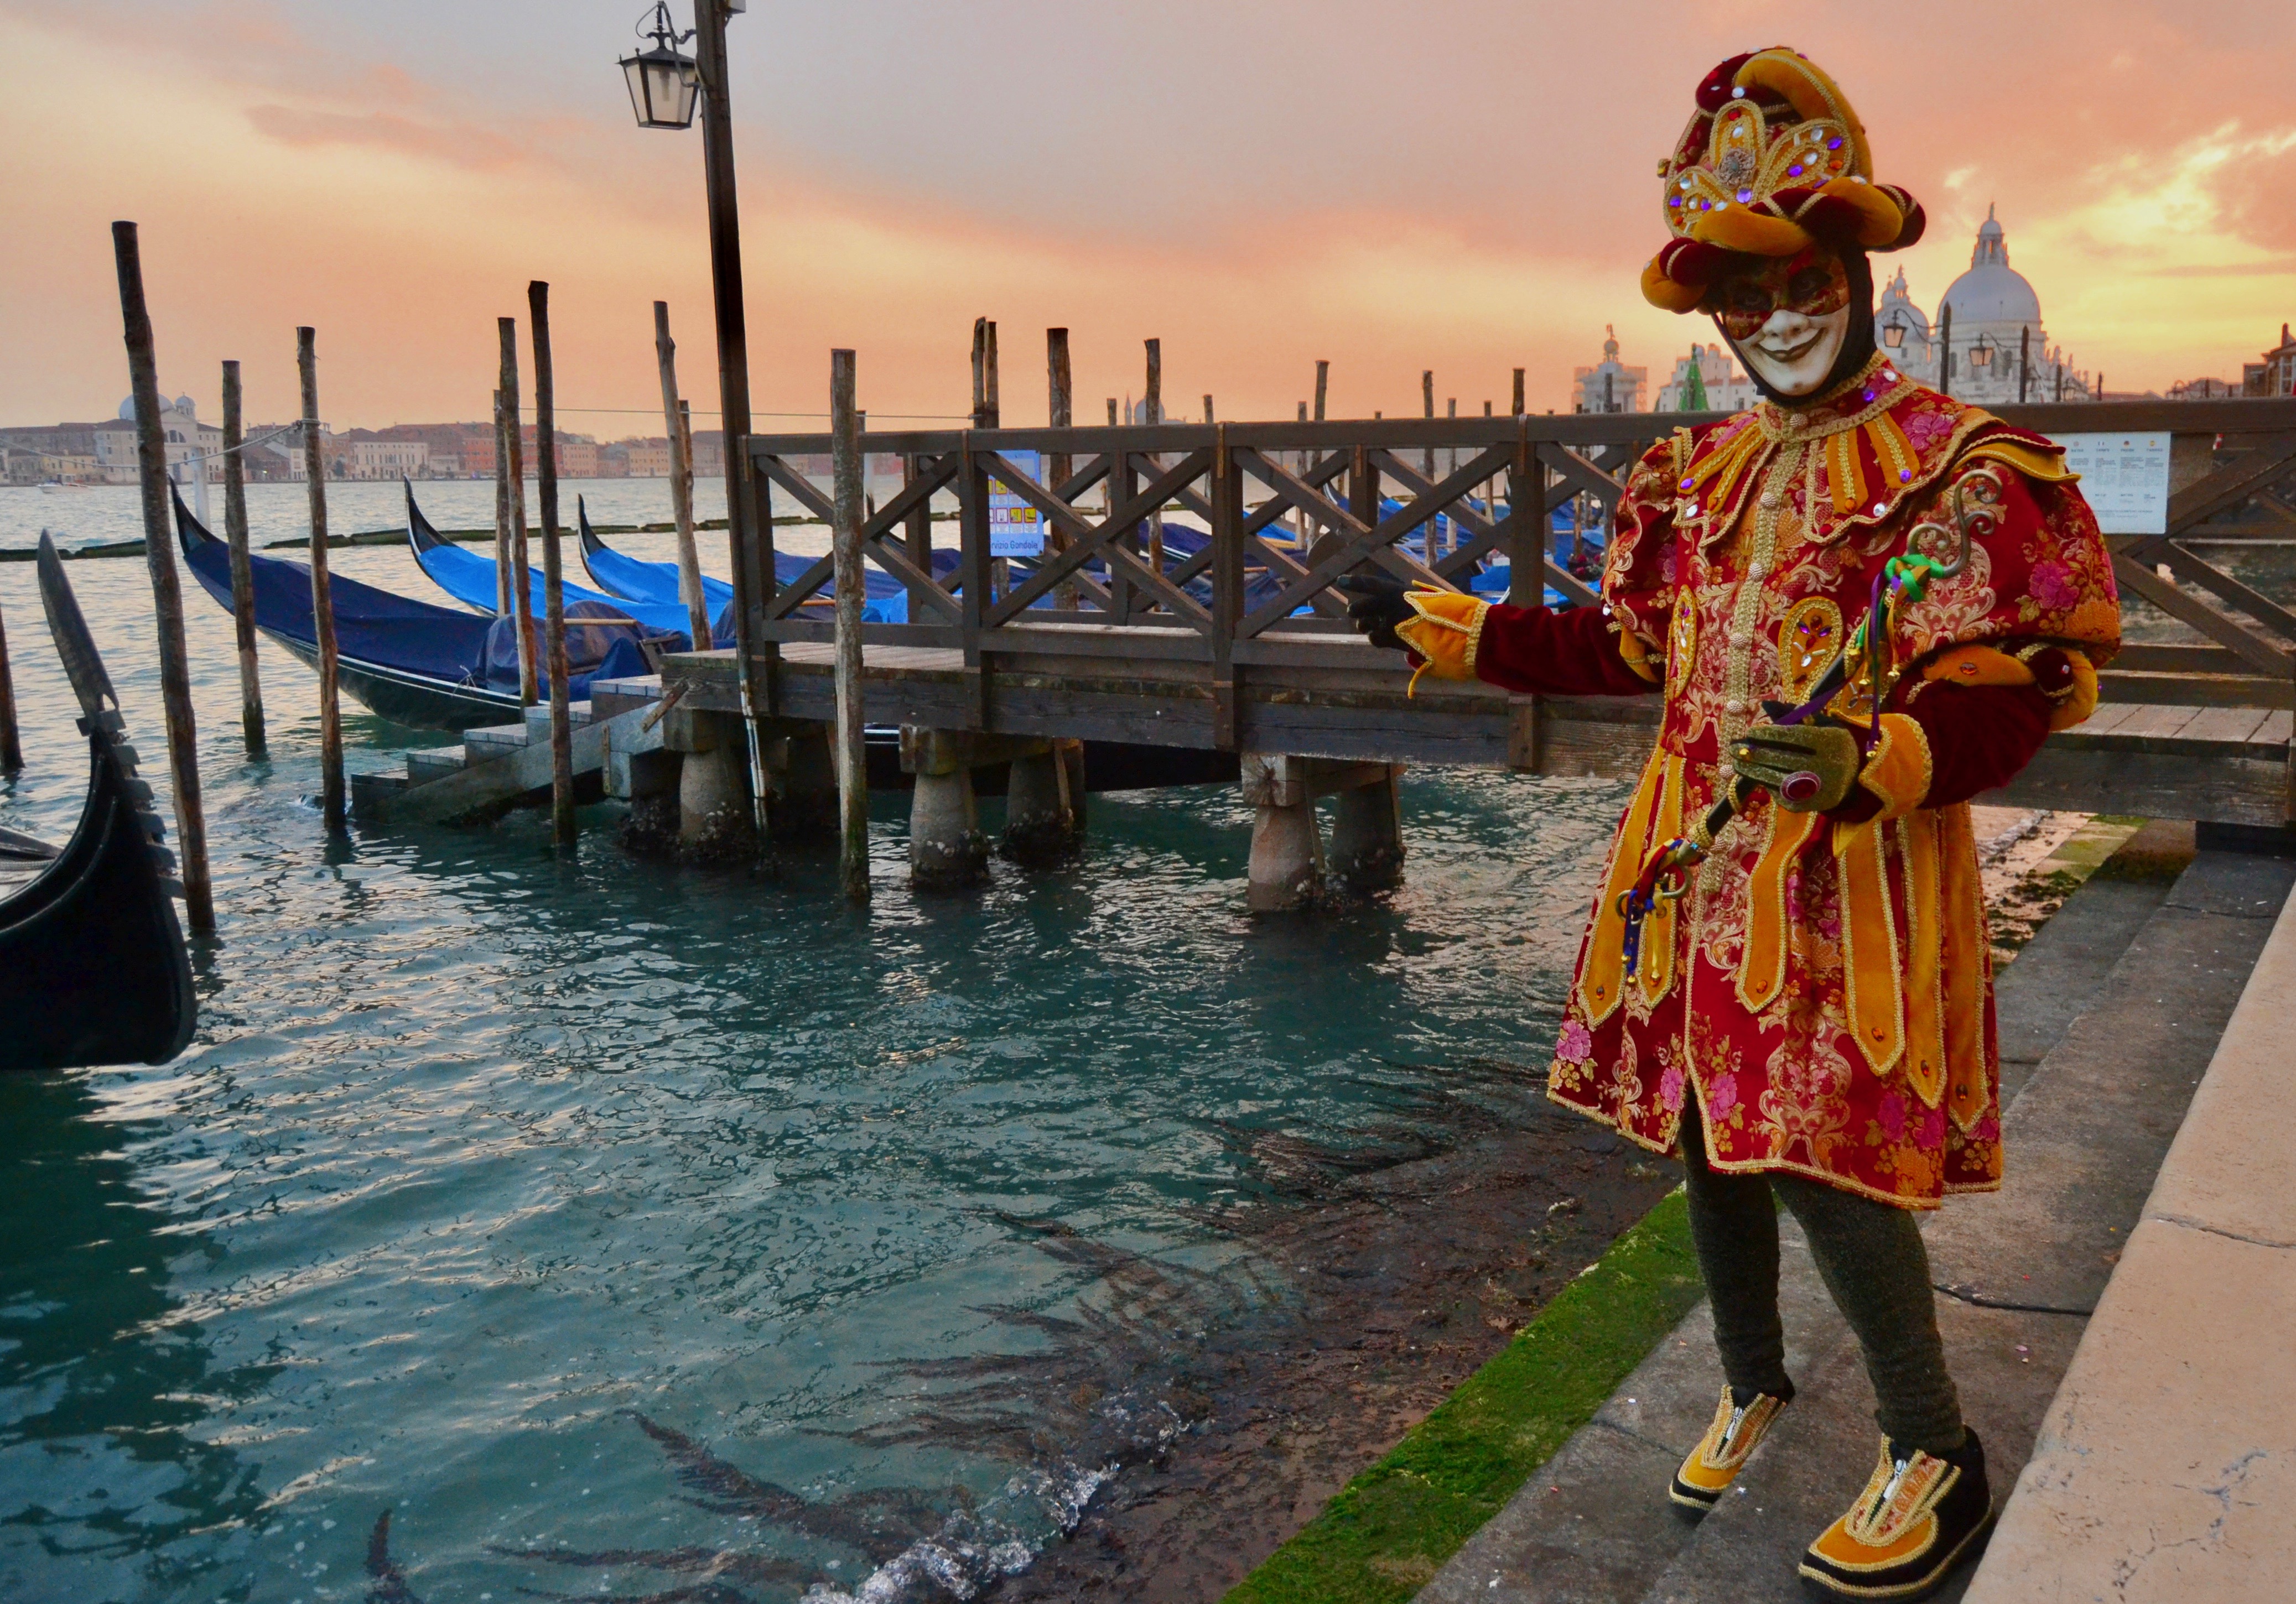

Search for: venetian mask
xmin=1706 ymin=247 xmax=1852 ymax=397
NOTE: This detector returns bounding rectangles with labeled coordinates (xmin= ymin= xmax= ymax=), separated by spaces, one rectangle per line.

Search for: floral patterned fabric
xmin=1543 ymin=353 xmax=2120 ymax=1207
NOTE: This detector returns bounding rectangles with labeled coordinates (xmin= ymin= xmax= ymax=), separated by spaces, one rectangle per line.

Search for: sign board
xmin=2055 ymin=431 xmax=2170 ymax=535
xmin=988 ymin=449 xmax=1046 ymax=558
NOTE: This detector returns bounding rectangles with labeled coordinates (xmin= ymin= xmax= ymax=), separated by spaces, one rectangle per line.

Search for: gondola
xmin=574 ymin=497 xmax=943 ymax=624
xmin=0 ymin=534 xmax=196 ymax=1072
xmin=173 ymin=488 xmax=666 ymax=732
xmin=404 ymin=486 xmax=705 ymax=638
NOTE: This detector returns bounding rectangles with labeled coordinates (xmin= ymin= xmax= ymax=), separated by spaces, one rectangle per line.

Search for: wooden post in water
xmin=111 ymin=223 xmax=216 ymax=925
xmin=1421 ymin=370 xmax=1436 ymax=482
xmin=677 ymin=399 xmax=700 ymax=626
xmin=654 ymin=301 xmax=711 ymax=650
xmin=1512 ymin=368 xmax=1526 ymax=416
xmin=829 ymin=349 xmax=870 ymax=903
xmin=220 ymin=360 xmax=265 ymax=752
xmin=0 ymin=590 xmax=19 ymax=773
xmin=1144 ymin=338 xmax=1163 ymax=585
xmin=1047 ymin=327 xmax=1075 ymax=611
xmin=491 ymin=388 xmax=512 ymax=617
xmin=290 ymin=325 xmax=345 ymax=836
xmin=498 ymin=319 xmax=537 ymax=705
xmin=1203 ymin=394 xmax=1214 ymax=423
xmin=970 ymin=318 xmax=1000 ymax=428
xmin=528 ymin=281 xmax=576 ymax=847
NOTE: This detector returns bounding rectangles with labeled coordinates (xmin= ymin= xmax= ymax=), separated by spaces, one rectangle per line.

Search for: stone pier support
xmin=903 ymin=727 xmax=990 ymax=889
xmin=772 ymin=726 xmax=837 ymax=841
xmin=678 ymin=735 xmax=755 ymax=861
xmin=1002 ymin=738 xmax=1085 ymax=865
xmin=1329 ymin=768 xmax=1406 ymax=890
xmin=1240 ymin=752 xmax=1406 ymax=912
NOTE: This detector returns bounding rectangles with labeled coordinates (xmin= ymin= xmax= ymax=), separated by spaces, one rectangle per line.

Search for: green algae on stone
xmin=1223 ymin=1186 xmax=1701 ymax=1604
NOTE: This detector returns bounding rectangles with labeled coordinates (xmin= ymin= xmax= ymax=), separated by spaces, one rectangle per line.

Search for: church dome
xmin=1940 ymin=206 xmax=2040 ymax=326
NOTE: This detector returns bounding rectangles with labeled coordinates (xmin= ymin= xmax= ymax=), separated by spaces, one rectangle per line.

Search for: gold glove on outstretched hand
xmin=1729 ymin=718 xmax=1864 ymax=814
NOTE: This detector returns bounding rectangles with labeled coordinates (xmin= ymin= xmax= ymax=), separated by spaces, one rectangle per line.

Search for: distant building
xmin=92 ymin=393 xmax=222 ymax=484
xmin=1879 ymin=207 xmax=2091 ymax=403
xmin=2245 ymin=324 xmax=2296 ymax=397
xmin=1573 ymin=326 xmax=1647 ymax=414
xmin=339 ymin=433 xmax=430 ymax=480
xmin=621 ymin=438 xmax=675 ymax=478
xmin=1655 ymin=342 xmax=1757 ymax=413
xmin=596 ymin=443 xmax=632 ymax=478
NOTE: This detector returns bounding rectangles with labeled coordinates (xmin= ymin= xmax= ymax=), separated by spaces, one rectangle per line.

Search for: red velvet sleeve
xmin=1830 ymin=678 xmax=2053 ymax=821
xmin=1472 ymin=603 xmax=1663 ymax=697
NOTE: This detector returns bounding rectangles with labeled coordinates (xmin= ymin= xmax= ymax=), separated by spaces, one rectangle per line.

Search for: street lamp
xmin=1969 ymin=334 xmax=1996 ymax=371
xmin=616 ymin=0 xmax=767 ymax=836
xmin=1881 ymin=310 xmax=1908 ymax=350
xmin=621 ymin=3 xmax=702 ymax=130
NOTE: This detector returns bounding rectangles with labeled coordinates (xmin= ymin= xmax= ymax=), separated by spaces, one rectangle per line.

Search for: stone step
xmin=406 ymin=749 xmax=466 ymax=785
xmin=462 ymin=723 xmax=529 ymax=765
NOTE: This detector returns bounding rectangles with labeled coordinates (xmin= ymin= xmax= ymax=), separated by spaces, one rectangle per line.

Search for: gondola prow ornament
xmin=1344 ymin=45 xmax=2120 ymax=1602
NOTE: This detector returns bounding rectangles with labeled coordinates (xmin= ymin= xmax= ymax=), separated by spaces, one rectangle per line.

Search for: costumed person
xmin=1342 ymin=46 xmax=2119 ymax=1602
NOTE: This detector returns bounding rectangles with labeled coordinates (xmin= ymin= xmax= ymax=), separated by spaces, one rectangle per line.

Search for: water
xmin=0 ymin=485 xmax=1625 ymax=1602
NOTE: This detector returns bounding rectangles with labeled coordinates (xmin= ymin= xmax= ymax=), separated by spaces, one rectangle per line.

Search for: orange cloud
xmin=243 ymin=105 xmax=532 ymax=173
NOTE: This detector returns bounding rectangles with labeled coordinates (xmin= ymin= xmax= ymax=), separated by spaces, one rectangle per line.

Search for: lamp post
xmin=1882 ymin=310 xmax=1908 ymax=351
xmin=620 ymin=0 xmax=769 ymax=836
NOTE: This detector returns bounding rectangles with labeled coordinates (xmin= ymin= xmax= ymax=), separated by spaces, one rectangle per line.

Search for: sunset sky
xmin=4 ymin=0 xmax=2293 ymax=433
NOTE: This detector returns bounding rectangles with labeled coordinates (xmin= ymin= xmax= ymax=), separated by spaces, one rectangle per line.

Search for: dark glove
xmin=1337 ymin=574 xmax=1412 ymax=652
xmin=1729 ymin=715 xmax=1864 ymax=813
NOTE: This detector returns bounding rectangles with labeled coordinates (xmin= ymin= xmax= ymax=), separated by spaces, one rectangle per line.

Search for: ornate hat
xmin=1642 ymin=48 xmax=1926 ymax=313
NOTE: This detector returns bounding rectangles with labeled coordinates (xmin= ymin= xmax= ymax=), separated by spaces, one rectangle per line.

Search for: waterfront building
xmin=621 ymin=438 xmax=675 ymax=478
xmin=1572 ymin=327 xmax=1647 ymax=414
xmin=92 ymin=393 xmax=222 ymax=484
xmin=1879 ymin=207 xmax=2092 ymax=403
xmin=2245 ymin=324 xmax=2296 ymax=397
xmin=340 ymin=434 xmax=431 ymax=480
xmin=1654 ymin=342 xmax=1757 ymax=413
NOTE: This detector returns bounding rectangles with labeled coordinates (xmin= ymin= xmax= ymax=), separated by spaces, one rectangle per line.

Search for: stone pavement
xmin=1964 ymin=860 xmax=2296 ymax=1603
xmin=1417 ymin=839 xmax=2296 ymax=1603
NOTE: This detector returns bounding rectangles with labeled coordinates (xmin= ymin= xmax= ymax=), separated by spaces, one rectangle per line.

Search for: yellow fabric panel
xmin=1858 ymin=713 xmax=1932 ymax=824
xmin=1834 ymin=817 xmax=1905 ymax=1078
xmin=1689 ymin=205 xmax=1810 ymax=258
xmin=1937 ymin=803 xmax=1990 ymax=1132
xmin=1737 ymin=803 xmax=1825 ymax=1013
xmin=1827 ymin=428 xmax=1863 ymax=517
xmin=1639 ymin=753 xmax=1686 ymax=1008
xmin=1900 ymin=811 xmax=1947 ymax=1111
xmin=1962 ymin=438 xmax=2077 ymax=483
xmin=2050 ymin=652 xmax=2100 ymax=731
xmin=1393 ymin=590 xmax=1488 ymax=683
xmin=1616 ymin=627 xmax=1665 ymax=684
xmin=1581 ymin=746 xmax=1667 ymax=1028
xmin=1921 ymin=644 xmax=2035 ymax=688
xmin=1642 ymin=256 xmax=1705 ymax=313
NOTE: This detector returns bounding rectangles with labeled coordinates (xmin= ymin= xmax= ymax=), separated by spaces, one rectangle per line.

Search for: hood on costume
xmin=1642 ymin=48 xmax=1926 ymax=316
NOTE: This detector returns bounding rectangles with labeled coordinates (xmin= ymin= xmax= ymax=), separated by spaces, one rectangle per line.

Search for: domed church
xmin=1875 ymin=206 xmax=2092 ymax=404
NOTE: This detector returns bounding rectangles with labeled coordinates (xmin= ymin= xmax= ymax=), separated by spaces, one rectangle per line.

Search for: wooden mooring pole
xmin=0 ymin=589 xmax=19 ymax=773
xmin=110 ymin=223 xmax=216 ymax=930
xmin=220 ymin=360 xmax=265 ymax=753
xmin=498 ymin=317 xmax=537 ymax=706
xmin=829 ymin=348 xmax=870 ymax=903
xmin=1047 ymin=327 xmax=1075 ymax=610
xmin=294 ymin=325 xmax=346 ymax=835
xmin=654 ymin=301 xmax=711 ymax=650
xmin=1144 ymin=338 xmax=1163 ymax=582
xmin=528 ymin=281 xmax=576 ymax=847
xmin=491 ymin=387 xmax=513 ymax=617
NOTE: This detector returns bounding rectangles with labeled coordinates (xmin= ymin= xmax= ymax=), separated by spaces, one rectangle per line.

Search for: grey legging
xmin=1678 ymin=1099 xmax=1966 ymax=1455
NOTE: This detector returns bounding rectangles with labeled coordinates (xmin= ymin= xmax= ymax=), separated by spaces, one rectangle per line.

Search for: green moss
xmin=1223 ymin=1188 xmax=1701 ymax=1604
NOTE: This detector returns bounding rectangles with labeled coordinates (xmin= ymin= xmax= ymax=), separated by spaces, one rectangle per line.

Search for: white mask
xmin=1735 ymin=305 xmax=1851 ymax=398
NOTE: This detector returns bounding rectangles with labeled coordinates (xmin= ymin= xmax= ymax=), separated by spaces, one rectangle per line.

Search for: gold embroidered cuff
xmin=1858 ymin=713 xmax=1931 ymax=824
xmin=1617 ymin=627 xmax=1665 ymax=684
xmin=1392 ymin=588 xmax=1489 ymax=683
xmin=1921 ymin=644 xmax=2034 ymax=689
xmin=2048 ymin=651 xmax=2100 ymax=731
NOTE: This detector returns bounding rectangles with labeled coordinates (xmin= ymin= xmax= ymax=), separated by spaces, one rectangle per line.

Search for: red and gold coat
xmin=1398 ymin=354 xmax=2120 ymax=1207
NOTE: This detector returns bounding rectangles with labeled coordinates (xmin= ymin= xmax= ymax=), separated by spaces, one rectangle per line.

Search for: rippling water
xmin=0 ymin=485 xmax=1628 ymax=1602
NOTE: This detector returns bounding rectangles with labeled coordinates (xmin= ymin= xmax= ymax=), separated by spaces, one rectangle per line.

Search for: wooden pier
xmin=367 ymin=398 xmax=2296 ymax=900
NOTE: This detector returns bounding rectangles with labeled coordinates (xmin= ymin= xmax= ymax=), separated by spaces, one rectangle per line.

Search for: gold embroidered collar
xmin=1753 ymin=351 xmax=1912 ymax=443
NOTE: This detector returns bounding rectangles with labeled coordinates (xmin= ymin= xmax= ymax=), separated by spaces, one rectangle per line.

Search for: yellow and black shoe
xmin=1669 ymin=1386 xmax=1790 ymax=1517
xmin=1799 ymin=1429 xmax=1993 ymax=1600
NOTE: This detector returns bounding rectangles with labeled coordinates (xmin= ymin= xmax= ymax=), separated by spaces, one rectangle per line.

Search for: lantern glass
xmin=1882 ymin=317 xmax=1905 ymax=350
xmin=1970 ymin=341 xmax=1993 ymax=368
xmin=621 ymin=45 xmax=700 ymax=129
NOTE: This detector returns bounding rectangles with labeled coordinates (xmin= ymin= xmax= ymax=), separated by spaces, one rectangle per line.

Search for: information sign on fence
xmin=2056 ymin=431 xmax=2170 ymax=535
xmin=989 ymin=449 xmax=1046 ymax=557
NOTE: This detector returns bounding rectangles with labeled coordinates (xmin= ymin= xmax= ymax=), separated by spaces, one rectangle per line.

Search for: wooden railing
xmin=739 ymin=398 xmax=2296 ymax=721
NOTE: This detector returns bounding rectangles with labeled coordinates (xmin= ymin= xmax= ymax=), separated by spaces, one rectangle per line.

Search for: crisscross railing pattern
xmin=737 ymin=399 xmax=2296 ymax=716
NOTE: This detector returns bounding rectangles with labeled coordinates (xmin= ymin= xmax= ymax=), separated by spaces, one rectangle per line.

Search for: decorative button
xmin=1760 ymin=491 xmax=1781 ymax=509
xmin=1748 ymin=561 xmax=1769 ymax=581
xmin=1725 ymin=697 xmax=1746 ymax=714
xmin=1730 ymin=630 xmax=1750 ymax=647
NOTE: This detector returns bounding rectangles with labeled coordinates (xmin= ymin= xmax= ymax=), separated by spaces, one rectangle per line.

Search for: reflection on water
xmin=0 ymin=520 xmax=1628 ymax=1600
